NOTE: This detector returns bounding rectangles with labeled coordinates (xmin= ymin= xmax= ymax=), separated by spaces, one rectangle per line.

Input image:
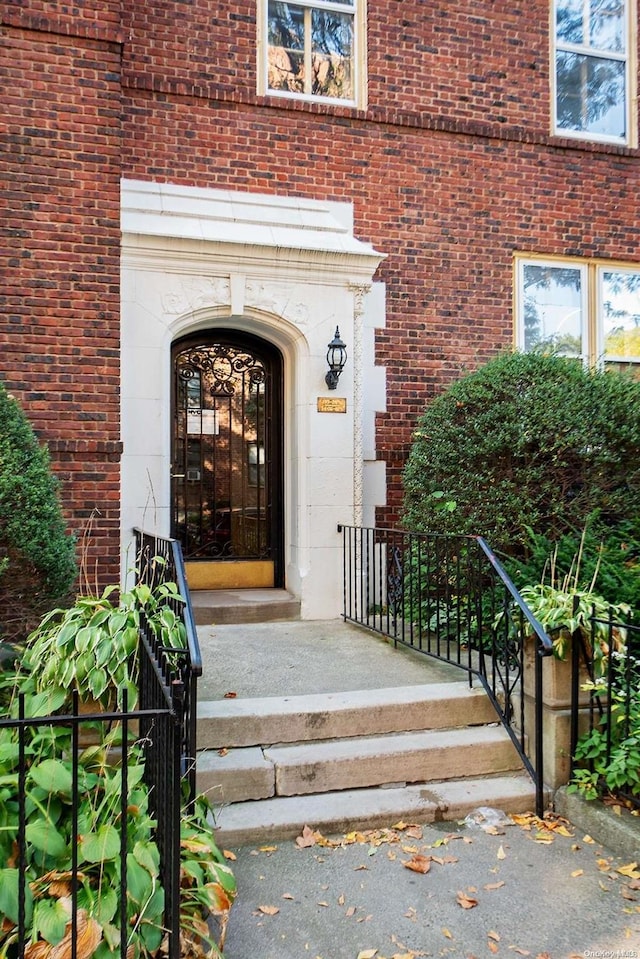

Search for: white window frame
xmin=551 ymin=0 xmax=637 ymax=146
xmin=257 ymin=0 xmax=367 ymax=109
xmin=515 ymin=255 xmax=640 ymax=366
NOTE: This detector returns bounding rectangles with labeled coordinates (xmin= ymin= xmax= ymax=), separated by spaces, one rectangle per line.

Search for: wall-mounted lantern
xmin=325 ymin=326 xmax=347 ymax=390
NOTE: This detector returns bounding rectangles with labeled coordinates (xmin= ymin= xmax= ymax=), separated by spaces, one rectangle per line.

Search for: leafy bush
xmin=403 ymin=352 xmax=640 ymax=564
xmin=0 ymin=582 xmax=236 ymax=957
xmin=0 ymin=383 xmax=77 ymax=642
xmin=569 ymin=664 xmax=640 ymax=801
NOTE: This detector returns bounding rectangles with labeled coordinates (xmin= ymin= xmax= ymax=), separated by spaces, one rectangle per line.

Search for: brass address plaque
xmin=317 ymin=397 xmax=347 ymax=413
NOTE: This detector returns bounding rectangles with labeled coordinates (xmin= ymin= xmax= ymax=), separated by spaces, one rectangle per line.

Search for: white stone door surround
xmin=120 ymin=179 xmax=386 ymax=618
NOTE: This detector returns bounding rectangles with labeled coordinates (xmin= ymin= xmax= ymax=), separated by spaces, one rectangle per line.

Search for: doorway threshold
xmin=190 ymin=588 xmax=300 ymax=626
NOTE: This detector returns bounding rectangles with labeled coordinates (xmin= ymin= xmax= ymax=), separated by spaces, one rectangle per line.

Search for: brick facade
xmin=2 ymin=1 xmax=639 ymax=583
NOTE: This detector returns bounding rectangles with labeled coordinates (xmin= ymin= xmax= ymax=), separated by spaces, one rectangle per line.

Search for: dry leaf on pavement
xmin=257 ymin=905 xmax=279 ymax=915
xmin=403 ymin=854 xmax=431 ymax=874
xmin=456 ymin=890 xmax=478 ymax=909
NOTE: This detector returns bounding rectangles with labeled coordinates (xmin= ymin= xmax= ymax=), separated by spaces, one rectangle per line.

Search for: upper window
xmin=516 ymin=256 xmax=640 ymax=365
xmin=259 ymin=0 xmax=366 ymax=107
xmin=553 ymin=0 xmax=633 ymax=144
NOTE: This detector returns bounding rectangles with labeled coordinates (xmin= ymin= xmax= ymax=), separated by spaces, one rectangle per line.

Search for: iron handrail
xmin=338 ymin=524 xmax=554 ymax=817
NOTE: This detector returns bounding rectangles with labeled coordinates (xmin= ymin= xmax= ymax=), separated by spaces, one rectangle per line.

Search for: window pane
xmin=556 ymin=50 xmax=626 ymax=137
xmin=557 ymin=0 xmax=586 ymax=45
xmin=589 ymin=0 xmax=625 ymax=52
xmin=557 ymin=0 xmax=625 ymax=52
xmin=602 ymin=271 xmax=640 ymax=360
xmin=311 ymin=9 xmax=353 ymax=98
xmin=522 ymin=265 xmax=583 ymax=356
xmin=268 ymin=2 xmax=305 ymax=93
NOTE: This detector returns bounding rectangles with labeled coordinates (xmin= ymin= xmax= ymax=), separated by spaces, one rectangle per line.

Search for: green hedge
xmin=0 ymin=382 xmax=76 ymax=641
xmin=402 ymin=352 xmax=640 ymax=604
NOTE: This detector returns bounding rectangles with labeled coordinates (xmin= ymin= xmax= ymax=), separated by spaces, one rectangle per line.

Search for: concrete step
xmin=191 ymin=588 xmax=300 ymax=626
xmin=196 ymin=724 xmax=522 ymax=803
xmin=210 ymin=773 xmax=537 ymax=846
xmin=196 ymin=682 xmax=498 ymax=749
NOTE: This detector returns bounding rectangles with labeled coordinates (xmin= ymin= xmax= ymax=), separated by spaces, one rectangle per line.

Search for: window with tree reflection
xmin=517 ymin=257 xmax=640 ymax=366
xmin=265 ymin=0 xmax=357 ymax=101
xmin=554 ymin=0 xmax=631 ymax=143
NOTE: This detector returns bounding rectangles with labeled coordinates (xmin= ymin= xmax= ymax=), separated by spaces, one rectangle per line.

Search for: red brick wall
xmin=1 ymin=8 xmax=123 ymax=585
xmin=118 ymin=0 xmax=640 ymax=524
xmin=3 ymin=0 xmax=639 ymax=563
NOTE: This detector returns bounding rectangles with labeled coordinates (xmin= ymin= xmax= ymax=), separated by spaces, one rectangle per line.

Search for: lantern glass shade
xmin=325 ymin=327 xmax=347 ymax=389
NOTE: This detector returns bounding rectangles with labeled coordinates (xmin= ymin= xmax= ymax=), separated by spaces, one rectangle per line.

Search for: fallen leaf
xmin=497 ymin=845 xmax=506 ymax=860
xmin=404 ymin=906 xmax=417 ymax=920
xmin=346 ymin=906 xmax=356 ymax=917
xmin=259 ymin=844 xmax=278 ymax=853
xmin=338 ymin=893 xmax=345 ymax=906
xmin=257 ymin=905 xmax=279 ymax=915
xmin=357 ymin=951 xmax=377 ymax=959
xmin=296 ymin=825 xmax=318 ymax=848
xmin=282 ymin=893 xmax=294 ymax=900
xmin=403 ymin=854 xmax=431 ymax=874
xmin=484 ymin=881 xmax=505 ymax=891
xmin=456 ymin=890 xmax=478 ymax=909
xmin=629 ymin=879 xmax=640 ymax=890
xmin=509 ymin=948 xmax=530 ymax=956
xmin=317 ymin=901 xmax=329 ymax=907
xmin=488 ymin=942 xmax=499 ymax=954
xmin=354 ymin=865 xmax=368 ymax=871
xmin=217 ymin=747 xmax=229 ymax=756
xmin=488 ymin=930 xmax=501 ymax=942
xmin=401 ymin=844 xmax=419 ymax=854
xmin=621 ymin=887 xmax=638 ymax=901
xmin=582 ymin=834 xmax=596 ymax=843
xmin=571 ymin=869 xmax=584 ymax=878
xmin=223 ymin=691 xmax=237 ymax=698
xmin=485 ymin=825 xmax=503 ymax=835
xmin=223 ymin=849 xmax=237 ymax=860
xmin=442 ymin=928 xmax=453 ymax=939
xmin=618 ymin=862 xmax=640 ymax=879
xmin=406 ymin=825 xmax=423 ymax=839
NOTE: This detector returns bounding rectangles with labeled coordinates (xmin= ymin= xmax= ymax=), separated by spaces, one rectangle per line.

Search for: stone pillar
xmin=520 ymin=639 xmax=592 ymax=790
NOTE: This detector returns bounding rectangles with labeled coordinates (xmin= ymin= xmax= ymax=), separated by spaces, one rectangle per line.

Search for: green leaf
xmin=133 ymin=839 xmax=160 ymax=876
xmin=25 ymin=820 xmax=67 ymax=858
xmin=126 ymin=853 xmax=153 ymax=906
xmin=33 ymin=896 xmax=69 ymax=945
xmin=22 ymin=689 xmax=67 ymax=717
xmin=94 ymin=885 xmax=118 ymax=924
xmin=0 ymin=868 xmax=33 ymax=925
xmin=80 ymin=824 xmax=121 ymax=863
xmin=74 ymin=625 xmax=96 ymax=653
xmin=30 ymin=758 xmax=73 ymax=796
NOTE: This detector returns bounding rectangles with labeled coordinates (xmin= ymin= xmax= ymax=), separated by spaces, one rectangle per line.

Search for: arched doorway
xmin=171 ymin=330 xmax=284 ymax=589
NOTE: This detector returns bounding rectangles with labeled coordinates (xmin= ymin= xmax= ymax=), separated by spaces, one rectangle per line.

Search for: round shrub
xmin=402 ymin=352 xmax=640 ymax=564
xmin=0 ymin=382 xmax=77 ymax=642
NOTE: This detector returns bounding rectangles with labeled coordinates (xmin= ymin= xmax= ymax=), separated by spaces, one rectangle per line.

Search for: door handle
xmin=170 ymin=473 xmax=185 ymax=479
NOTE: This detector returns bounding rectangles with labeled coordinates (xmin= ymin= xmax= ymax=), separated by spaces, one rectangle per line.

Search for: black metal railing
xmin=338 ymin=525 xmax=554 ymax=816
xmin=569 ymin=610 xmax=640 ymax=810
xmin=134 ymin=527 xmax=203 ymax=805
xmin=0 ymin=650 xmax=184 ymax=958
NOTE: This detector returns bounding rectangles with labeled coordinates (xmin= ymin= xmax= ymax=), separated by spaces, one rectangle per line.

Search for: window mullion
xmin=304 ymin=7 xmax=312 ymax=96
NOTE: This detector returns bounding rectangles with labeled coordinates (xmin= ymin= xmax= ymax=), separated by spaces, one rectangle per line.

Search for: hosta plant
xmin=0 ymin=582 xmax=236 ymax=958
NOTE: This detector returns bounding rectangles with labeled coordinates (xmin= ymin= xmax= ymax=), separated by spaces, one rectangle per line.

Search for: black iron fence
xmin=0 ymin=530 xmax=202 ymax=958
xmin=134 ymin=526 xmax=203 ymax=805
xmin=569 ymin=611 xmax=640 ymax=810
xmin=338 ymin=525 xmax=554 ymax=816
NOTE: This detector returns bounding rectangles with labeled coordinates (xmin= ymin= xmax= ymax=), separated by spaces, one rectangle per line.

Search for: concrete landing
xmin=191 ymin=588 xmax=300 ymax=626
xmin=195 ymin=618 xmax=462 ymax=701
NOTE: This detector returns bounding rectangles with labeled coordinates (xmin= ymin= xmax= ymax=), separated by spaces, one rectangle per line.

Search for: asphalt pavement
xmin=220 ymin=806 xmax=640 ymax=959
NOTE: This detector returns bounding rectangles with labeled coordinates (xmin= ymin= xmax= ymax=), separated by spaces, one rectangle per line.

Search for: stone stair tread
xmin=211 ymin=773 xmax=537 ymax=846
xmin=196 ymin=724 xmax=523 ymax=801
xmin=197 ymin=682 xmax=498 ymax=748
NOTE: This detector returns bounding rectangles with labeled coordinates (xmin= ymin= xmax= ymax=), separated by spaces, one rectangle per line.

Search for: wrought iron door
xmin=171 ymin=332 xmax=283 ymax=584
